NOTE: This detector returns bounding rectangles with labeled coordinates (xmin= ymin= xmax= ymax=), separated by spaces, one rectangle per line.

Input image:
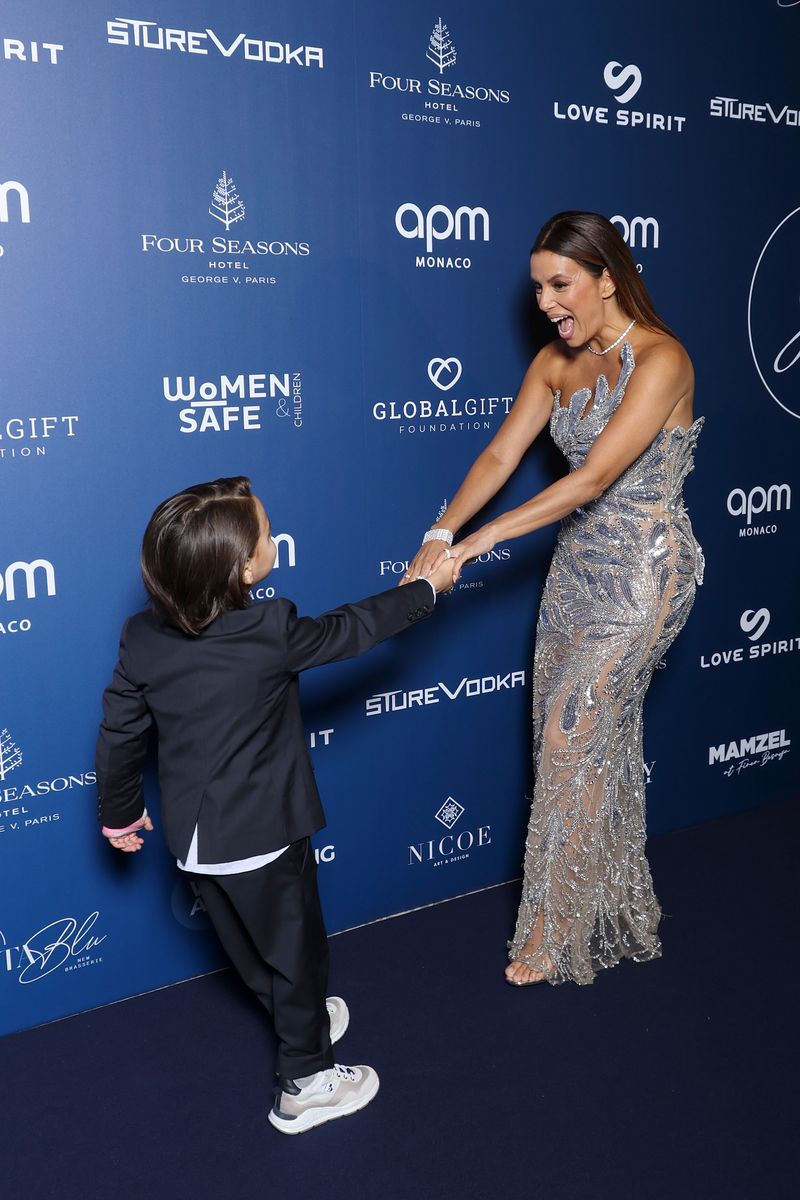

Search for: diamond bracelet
xmin=422 ymin=528 xmax=454 ymax=546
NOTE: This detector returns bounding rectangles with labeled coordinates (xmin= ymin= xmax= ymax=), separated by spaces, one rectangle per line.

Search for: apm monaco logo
xmin=554 ymin=60 xmax=686 ymax=133
xmin=727 ymin=482 xmax=791 ymax=536
xmin=251 ymin=535 xmax=299 ymax=601
xmin=0 ymin=415 xmax=79 ymax=465
xmin=0 ymin=913 xmax=106 ymax=983
xmin=366 ymin=669 xmax=524 ymax=716
xmin=372 ymin=356 xmax=512 ymax=435
xmin=395 ymin=202 xmax=489 ymax=269
xmin=708 ymin=729 xmax=790 ymax=777
xmin=162 ymin=371 xmax=303 ymax=433
xmin=0 ymin=179 xmax=30 ymax=224
xmin=408 ymin=798 xmax=491 ymax=867
xmin=2 ymin=38 xmax=63 ymax=66
xmin=0 ymin=726 xmax=95 ymax=835
xmin=140 ymin=171 xmax=310 ymax=288
xmin=368 ymin=16 xmax=509 ymax=131
xmin=748 ymin=208 xmax=800 ymax=419
xmin=699 ymin=606 xmax=799 ymax=670
xmin=609 ymin=214 xmax=659 ymax=272
xmin=107 ymin=19 xmax=324 ymax=68
xmin=1 ymin=559 xmax=56 ymax=635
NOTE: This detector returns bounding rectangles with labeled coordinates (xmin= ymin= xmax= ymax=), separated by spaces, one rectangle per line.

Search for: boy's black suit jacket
xmin=96 ymin=580 xmax=434 ymax=862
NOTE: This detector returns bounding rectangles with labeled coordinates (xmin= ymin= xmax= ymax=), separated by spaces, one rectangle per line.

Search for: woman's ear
xmin=242 ymin=561 xmax=254 ymax=585
xmin=600 ymin=268 xmax=616 ymax=300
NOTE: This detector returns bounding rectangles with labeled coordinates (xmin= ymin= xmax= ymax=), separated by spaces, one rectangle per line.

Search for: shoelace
xmin=334 ymin=1064 xmax=357 ymax=1083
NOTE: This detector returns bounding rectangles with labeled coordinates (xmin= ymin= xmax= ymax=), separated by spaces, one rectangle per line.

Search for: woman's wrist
xmin=423 ymin=526 xmax=454 ymax=546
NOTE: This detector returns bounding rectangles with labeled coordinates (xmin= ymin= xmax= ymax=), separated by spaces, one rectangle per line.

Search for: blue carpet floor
xmin=2 ymin=801 xmax=796 ymax=1200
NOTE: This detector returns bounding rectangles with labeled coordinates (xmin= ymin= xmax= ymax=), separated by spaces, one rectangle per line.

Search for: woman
xmin=406 ymin=211 xmax=704 ymax=986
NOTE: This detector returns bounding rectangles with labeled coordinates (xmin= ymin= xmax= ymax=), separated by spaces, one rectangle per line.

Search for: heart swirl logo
xmin=740 ymin=608 xmax=771 ymax=641
xmin=603 ymin=61 xmax=642 ymax=104
xmin=427 ymin=357 xmax=462 ymax=391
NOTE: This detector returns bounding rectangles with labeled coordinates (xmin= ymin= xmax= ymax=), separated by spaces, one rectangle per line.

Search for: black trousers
xmin=191 ymin=837 xmax=333 ymax=1080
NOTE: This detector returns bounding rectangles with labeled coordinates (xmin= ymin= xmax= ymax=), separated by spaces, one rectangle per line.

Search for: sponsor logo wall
xmin=0 ymin=0 xmax=797 ymax=1036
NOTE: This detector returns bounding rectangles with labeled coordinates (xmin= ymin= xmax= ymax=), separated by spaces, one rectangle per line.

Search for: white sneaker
xmin=326 ymin=996 xmax=349 ymax=1045
xmin=269 ymin=1064 xmax=380 ymax=1134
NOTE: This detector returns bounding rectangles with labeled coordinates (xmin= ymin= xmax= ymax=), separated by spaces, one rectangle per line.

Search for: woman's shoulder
xmin=635 ymin=330 xmax=693 ymax=377
xmin=529 ymin=338 xmax=573 ymax=391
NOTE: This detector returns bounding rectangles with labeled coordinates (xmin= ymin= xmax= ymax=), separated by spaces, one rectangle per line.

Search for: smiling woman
xmin=405 ymin=210 xmax=704 ymax=987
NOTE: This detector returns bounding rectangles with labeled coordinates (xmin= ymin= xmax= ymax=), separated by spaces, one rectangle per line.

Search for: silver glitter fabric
xmin=509 ymin=342 xmax=704 ymax=984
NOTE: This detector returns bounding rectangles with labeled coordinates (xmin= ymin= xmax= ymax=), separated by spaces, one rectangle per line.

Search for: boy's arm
xmin=282 ymin=578 xmax=436 ymax=675
xmin=95 ymin=622 xmax=154 ymax=836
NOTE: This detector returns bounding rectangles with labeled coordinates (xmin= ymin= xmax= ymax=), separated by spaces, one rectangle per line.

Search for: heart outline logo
xmin=740 ymin=608 xmax=771 ymax=641
xmin=427 ymin=357 xmax=462 ymax=391
xmin=603 ymin=61 xmax=642 ymax=105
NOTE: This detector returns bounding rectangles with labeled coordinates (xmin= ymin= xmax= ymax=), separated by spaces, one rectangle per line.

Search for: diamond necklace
xmin=585 ymin=318 xmax=636 ymax=356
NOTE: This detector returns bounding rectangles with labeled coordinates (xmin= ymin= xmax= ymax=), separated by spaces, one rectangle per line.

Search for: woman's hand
xmin=449 ymin=525 xmax=498 ymax=571
xmin=402 ymin=537 xmax=452 ymax=583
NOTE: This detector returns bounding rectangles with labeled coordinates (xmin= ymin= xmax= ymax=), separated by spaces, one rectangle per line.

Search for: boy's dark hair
xmin=141 ymin=476 xmax=260 ymax=636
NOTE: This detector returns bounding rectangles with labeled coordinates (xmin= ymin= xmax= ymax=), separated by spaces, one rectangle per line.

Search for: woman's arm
xmin=451 ymin=341 xmax=692 ymax=562
xmin=406 ymin=347 xmax=557 ymax=578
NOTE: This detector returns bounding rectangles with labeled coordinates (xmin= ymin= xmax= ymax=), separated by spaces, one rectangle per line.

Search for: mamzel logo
xmin=162 ymin=371 xmax=303 ymax=433
xmin=708 ymin=729 xmax=790 ymax=777
xmin=554 ymin=60 xmax=686 ymax=133
xmin=409 ymin=799 xmax=491 ymax=867
xmin=107 ymin=19 xmax=324 ymax=68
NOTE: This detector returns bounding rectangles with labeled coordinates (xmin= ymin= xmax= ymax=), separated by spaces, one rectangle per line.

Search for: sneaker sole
xmin=268 ymin=1074 xmax=380 ymax=1135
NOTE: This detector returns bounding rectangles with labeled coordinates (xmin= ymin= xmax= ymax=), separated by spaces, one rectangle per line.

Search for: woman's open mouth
xmin=551 ymin=315 xmax=575 ymax=340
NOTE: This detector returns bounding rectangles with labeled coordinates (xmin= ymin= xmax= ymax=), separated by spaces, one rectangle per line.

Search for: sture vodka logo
xmin=748 ymin=208 xmax=800 ymax=419
xmin=409 ymin=799 xmax=491 ymax=867
xmin=162 ymin=371 xmax=303 ymax=434
xmin=554 ymin=60 xmax=685 ymax=134
xmin=366 ymin=668 xmax=524 ymax=716
xmin=107 ymin=19 xmax=324 ymax=68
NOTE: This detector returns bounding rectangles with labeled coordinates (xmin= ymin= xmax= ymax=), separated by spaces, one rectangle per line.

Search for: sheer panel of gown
xmin=509 ymin=342 xmax=704 ymax=985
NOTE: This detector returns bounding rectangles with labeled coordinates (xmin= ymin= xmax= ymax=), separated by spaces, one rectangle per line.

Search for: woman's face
xmin=244 ymin=497 xmax=277 ymax=584
xmin=530 ymin=250 xmax=608 ymax=347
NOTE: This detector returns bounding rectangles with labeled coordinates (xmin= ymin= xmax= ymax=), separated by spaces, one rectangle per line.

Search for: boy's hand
xmin=428 ymin=555 xmax=460 ymax=594
xmin=108 ymin=815 xmax=153 ymax=852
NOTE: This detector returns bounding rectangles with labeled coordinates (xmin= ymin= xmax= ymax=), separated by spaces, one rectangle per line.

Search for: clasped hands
xmin=400 ymin=525 xmax=498 ymax=592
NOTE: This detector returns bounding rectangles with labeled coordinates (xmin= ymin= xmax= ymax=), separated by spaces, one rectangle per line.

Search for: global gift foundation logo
xmin=408 ymin=798 xmax=491 ymax=867
xmin=367 ymin=17 xmax=509 ymax=132
xmin=553 ymin=60 xmax=686 ymax=133
xmin=748 ymin=207 xmax=800 ymax=419
xmin=139 ymin=171 xmax=310 ymax=288
xmin=372 ymin=354 xmax=511 ymax=435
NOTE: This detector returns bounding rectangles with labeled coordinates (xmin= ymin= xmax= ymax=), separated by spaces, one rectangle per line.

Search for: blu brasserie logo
xmin=554 ymin=60 xmax=686 ymax=133
xmin=748 ymin=208 xmax=800 ymax=419
xmin=1 ymin=913 xmax=105 ymax=983
xmin=409 ymin=798 xmax=491 ymax=866
xmin=162 ymin=371 xmax=302 ymax=433
xmin=107 ymin=19 xmax=324 ymax=68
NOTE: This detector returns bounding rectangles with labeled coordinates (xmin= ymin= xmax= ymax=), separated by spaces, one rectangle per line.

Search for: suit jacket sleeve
xmin=95 ymin=619 xmax=154 ymax=830
xmin=282 ymin=579 xmax=434 ymax=674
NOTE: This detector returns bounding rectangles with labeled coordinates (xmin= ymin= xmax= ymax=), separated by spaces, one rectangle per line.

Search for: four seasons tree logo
xmin=0 ymin=728 xmax=22 ymax=781
xmin=209 ymin=171 xmax=246 ymax=230
xmin=426 ymin=18 xmax=457 ymax=74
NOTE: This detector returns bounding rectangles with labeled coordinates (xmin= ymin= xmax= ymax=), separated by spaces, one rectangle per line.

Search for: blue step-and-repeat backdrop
xmin=1 ymin=1 xmax=798 ymax=1034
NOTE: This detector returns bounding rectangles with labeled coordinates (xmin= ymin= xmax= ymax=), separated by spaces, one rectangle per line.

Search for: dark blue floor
xmin=2 ymin=801 xmax=796 ymax=1200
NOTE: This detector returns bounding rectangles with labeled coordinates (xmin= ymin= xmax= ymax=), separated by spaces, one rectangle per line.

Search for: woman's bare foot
xmin=505 ymin=959 xmax=552 ymax=986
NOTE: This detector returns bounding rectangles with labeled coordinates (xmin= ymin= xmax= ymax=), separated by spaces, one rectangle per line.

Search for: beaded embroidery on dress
xmin=509 ymin=342 xmax=704 ymax=985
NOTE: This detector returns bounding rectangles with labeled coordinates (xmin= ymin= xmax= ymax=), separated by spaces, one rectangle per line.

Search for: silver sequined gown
xmin=510 ymin=342 xmax=704 ymax=985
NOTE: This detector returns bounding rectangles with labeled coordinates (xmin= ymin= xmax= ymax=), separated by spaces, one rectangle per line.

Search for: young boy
xmin=96 ymin=476 xmax=456 ymax=1133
